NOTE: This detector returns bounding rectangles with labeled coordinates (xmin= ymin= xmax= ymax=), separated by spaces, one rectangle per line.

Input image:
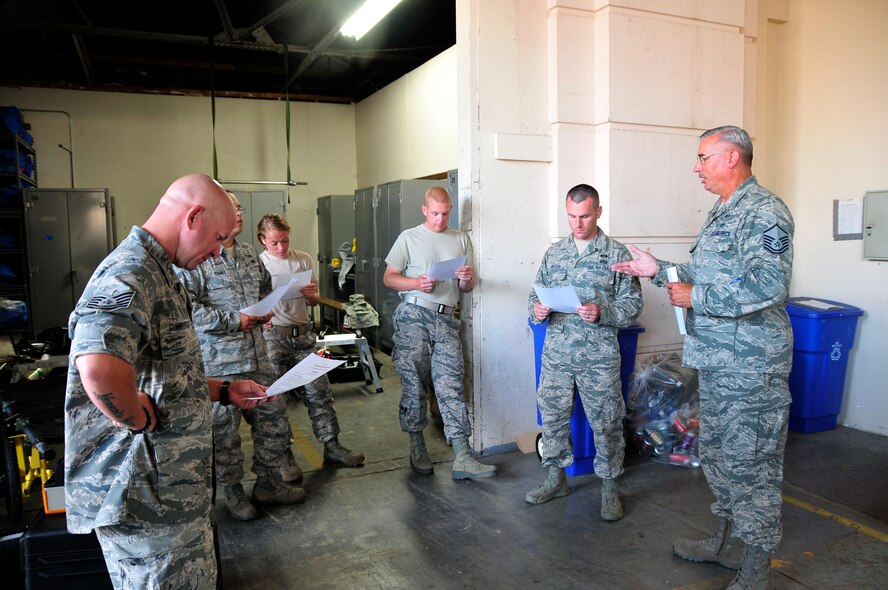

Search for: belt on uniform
xmin=403 ymin=295 xmax=454 ymax=315
xmin=273 ymin=323 xmax=313 ymax=336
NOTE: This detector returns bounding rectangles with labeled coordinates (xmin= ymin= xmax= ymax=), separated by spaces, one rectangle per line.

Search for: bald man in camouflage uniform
xmin=177 ymin=193 xmax=305 ymax=522
xmin=65 ymin=174 xmax=268 ymax=590
xmin=527 ymin=184 xmax=643 ymax=521
xmin=613 ymin=126 xmax=794 ymax=590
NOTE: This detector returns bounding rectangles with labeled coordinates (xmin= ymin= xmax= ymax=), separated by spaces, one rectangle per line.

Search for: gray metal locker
xmin=316 ymin=195 xmax=355 ymax=300
xmin=354 ymin=186 xmax=378 ymax=339
xmin=375 ymin=179 xmax=438 ymax=353
xmin=446 ymin=168 xmax=459 ymax=229
xmin=23 ymin=189 xmax=113 ymax=334
xmin=231 ymin=190 xmax=286 ymax=253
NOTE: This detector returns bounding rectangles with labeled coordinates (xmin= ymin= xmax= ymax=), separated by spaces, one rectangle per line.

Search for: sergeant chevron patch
xmin=762 ymin=224 xmax=790 ymax=254
xmin=85 ymin=292 xmax=136 ymax=311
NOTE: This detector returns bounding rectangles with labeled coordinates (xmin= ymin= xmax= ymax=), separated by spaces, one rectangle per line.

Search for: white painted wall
xmin=354 ymin=47 xmax=458 ymax=188
xmin=0 ymin=88 xmax=357 ymax=255
xmin=760 ymin=0 xmax=888 ymax=435
xmin=458 ymin=0 xmax=764 ymax=452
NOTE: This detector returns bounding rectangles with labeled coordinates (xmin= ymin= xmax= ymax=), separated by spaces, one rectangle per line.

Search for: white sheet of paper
xmin=533 ymin=283 xmax=581 ymax=314
xmin=427 ymin=255 xmax=467 ymax=280
xmin=666 ymin=266 xmax=687 ymax=335
xmin=239 ymin=270 xmax=312 ymax=316
xmin=837 ymin=199 xmax=863 ymax=234
xmin=277 ymin=269 xmax=313 ymax=299
xmin=252 ymin=354 xmax=346 ymax=398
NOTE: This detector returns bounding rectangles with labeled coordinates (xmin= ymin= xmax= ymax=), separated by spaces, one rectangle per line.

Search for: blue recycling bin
xmin=530 ymin=319 xmax=644 ymax=476
xmin=785 ymin=297 xmax=863 ymax=434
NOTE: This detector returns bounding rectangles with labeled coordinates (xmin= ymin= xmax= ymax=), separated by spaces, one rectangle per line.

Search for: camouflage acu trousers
xmin=698 ymin=370 xmax=790 ymax=553
xmin=391 ymin=302 xmax=470 ymax=442
xmin=95 ymin=517 xmax=216 ymax=590
xmin=266 ymin=331 xmax=340 ymax=443
xmin=538 ymin=339 xmax=625 ymax=478
xmin=212 ymin=371 xmax=290 ymax=484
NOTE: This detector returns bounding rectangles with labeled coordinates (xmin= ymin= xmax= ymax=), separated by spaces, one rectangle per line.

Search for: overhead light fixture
xmin=340 ymin=0 xmax=404 ymax=41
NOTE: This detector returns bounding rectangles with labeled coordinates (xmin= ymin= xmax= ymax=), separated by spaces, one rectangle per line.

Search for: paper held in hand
xmin=240 ymin=269 xmax=313 ymax=316
xmin=427 ymin=255 xmax=467 ymax=280
xmin=248 ymin=353 xmax=345 ymax=399
xmin=666 ymin=266 xmax=687 ymax=336
xmin=533 ymin=283 xmax=581 ymax=314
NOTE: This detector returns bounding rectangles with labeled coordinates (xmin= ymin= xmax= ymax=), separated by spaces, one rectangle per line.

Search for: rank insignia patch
xmin=85 ymin=292 xmax=136 ymax=311
xmin=762 ymin=224 xmax=790 ymax=254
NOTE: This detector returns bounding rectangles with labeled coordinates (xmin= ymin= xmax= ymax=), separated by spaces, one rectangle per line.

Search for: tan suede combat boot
xmin=674 ymin=517 xmax=745 ymax=570
xmin=600 ymin=478 xmax=624 ymax=521
xmin=726 ymin=545 xmax=775 ymax=590
xmin=451 ymin=437 xmax=497 ymax=480
xmin=224 ymin=483 xmax=258 ymax=521
xmin=409 ymin=431 xmax=433 ymax=474
xmin=525 ymin=465 xmax=569 ymax=504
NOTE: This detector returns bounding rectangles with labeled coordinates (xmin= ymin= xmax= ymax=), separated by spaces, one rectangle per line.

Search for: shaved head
xmin=143 ymin=174 xmax=237 ymax=270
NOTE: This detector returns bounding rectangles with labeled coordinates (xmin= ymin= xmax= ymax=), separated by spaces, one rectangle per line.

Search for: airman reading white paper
xmin=532 ymin=283 xmax=582 ymax=314
xmin=240 ymin=269 xmax=312 ymax=316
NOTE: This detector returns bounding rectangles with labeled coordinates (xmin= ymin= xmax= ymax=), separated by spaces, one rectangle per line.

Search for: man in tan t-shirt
xmin=383 ymin=186 xmax=496 ymax=480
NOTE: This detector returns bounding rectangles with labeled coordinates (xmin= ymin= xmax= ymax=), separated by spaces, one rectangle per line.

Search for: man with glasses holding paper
xmin=611 ymin=126 xmax=794 ymax=590
xmin=384 ymin=186 xmax=497 ymax=479
xmin=527 ymin=183 xmax=643 ymax=519
xmin=177 ymin=193 xmax=305 ymax=521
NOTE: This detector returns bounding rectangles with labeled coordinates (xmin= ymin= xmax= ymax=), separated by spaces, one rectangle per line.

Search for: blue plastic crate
xmin=785 ymin=297 xmax=863 ymax=433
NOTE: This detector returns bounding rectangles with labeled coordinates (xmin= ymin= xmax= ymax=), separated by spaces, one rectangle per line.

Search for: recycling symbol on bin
xmin=830 ymin=341 xmax=842 ymax=362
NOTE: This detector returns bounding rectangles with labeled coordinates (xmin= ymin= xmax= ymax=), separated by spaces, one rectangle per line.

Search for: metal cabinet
xmin=230 ymin=190 xmax=286 ymax=253
xmin=23 ymin=189 xmax=113 ymax=334
xmin=354 ymin=185 xmax=378 ymax=335
xmin=375 ymin=179 xmax=438 ymax=352
xmin=316 ymin=194 xmax=355 ymax=300
xmin=351 ymin=180 xmax=437 ymax=351
xmin=447 ymin=168 xmax=459 ymax=229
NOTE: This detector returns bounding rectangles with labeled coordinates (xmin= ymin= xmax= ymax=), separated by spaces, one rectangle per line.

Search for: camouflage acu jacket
xmin=65 ymin=226 xmax=212 ymax=533
xmin=177 ymin=240 xmax=275 ymax=382
xmin=655 ymin=176 xmax=794 ymax=373
xmin=529 ymin=229 xmax=643 ymax=360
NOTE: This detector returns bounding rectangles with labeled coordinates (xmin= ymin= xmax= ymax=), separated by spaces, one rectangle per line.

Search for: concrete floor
xmin=219 ymin=354 xmax=888 ymax=590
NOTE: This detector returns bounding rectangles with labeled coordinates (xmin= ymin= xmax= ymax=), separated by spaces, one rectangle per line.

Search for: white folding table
xmin=316 ymin=332 xmax=383 ymax=393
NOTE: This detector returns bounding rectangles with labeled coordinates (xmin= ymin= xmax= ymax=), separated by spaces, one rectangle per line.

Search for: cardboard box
xmin=515 ymin=430 xmax=541 ymax=455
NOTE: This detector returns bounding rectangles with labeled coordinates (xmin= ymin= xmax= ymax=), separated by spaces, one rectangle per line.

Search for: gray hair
xmin=566 ymin=183 xmax=599 ymax=204
xmin=701 ymin=125 xmax=753 ymax=166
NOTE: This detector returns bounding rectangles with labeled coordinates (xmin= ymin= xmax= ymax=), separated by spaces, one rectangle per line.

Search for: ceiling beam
xmin=284 ymin=25 xmax=342 ymax=89
xmin=7 ymin=19 xmax=425 ymax=62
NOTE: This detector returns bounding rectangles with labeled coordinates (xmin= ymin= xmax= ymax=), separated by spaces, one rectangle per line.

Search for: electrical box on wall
xmin=863 ymin=190 xmax=888 ymax=260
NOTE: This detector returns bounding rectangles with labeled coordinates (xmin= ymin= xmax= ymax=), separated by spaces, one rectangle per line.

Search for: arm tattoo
xmin=94 ymin=390 xmax=132 ymax=424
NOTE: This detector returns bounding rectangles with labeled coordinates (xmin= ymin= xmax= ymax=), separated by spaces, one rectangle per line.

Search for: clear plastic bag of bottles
xmin=627 ymin=353 xmax=701 ymax=468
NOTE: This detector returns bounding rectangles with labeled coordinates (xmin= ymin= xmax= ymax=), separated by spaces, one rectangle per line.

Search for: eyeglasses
xmin=696 ymin=150 xmax=732 ymax=165
xmin=234 ymin=205 xmax=245 ymax=213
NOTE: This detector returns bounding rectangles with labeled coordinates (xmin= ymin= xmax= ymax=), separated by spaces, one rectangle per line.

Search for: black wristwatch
xmin=219 ymin=381 xmax=231 ymax=406
xmin=130 ymin=406 xmax=153 ymax=434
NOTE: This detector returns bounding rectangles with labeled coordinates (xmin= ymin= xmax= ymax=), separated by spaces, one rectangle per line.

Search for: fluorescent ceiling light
xmin=340 ymin=0 xmax=403 ymax=41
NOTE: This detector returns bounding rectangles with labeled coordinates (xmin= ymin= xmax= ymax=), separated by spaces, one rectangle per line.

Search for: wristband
xmin=130 ymin=406 xmax=153 ymax=434
xmin=219 ymin=381 xmax=231 ymax=406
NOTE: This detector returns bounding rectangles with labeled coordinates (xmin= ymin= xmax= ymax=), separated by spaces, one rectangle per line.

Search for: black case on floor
xmin=19 ymin=511 xmax=112 ymax=590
